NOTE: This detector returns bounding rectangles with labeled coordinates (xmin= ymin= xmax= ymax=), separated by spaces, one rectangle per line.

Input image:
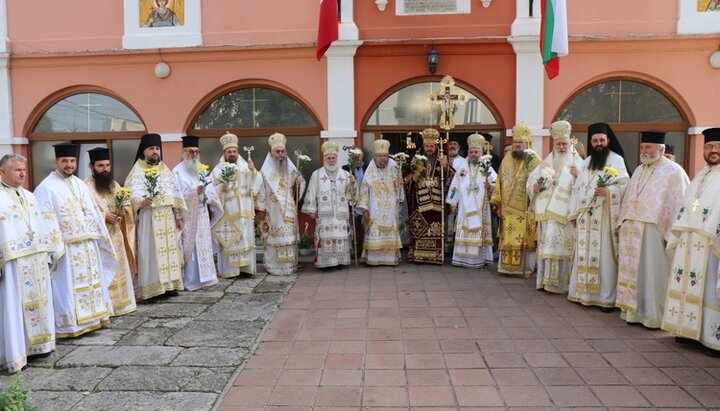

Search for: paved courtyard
xmin=3 ymin=263 xmax=720 ymax=410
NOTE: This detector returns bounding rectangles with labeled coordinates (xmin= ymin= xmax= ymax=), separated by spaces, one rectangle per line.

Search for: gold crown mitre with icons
xmin=220 ymin=131 xmax=239 ymax=151
xmin=321 ymin=141 xmax=339 ymax=156
xmin=421 ymin=128 xmax=440 ymax=145
xmin=467 ymin=132 xmax=487 ymax=149
xmin=268 ymin=132 xmax=287 ymax=149
xmin=373 ymin=139 xmax=390 ymax=155
xmin=550 ymin=121 xmax=572 ymax=140
xmin=511 ymin=123 xmax=532 ymax=143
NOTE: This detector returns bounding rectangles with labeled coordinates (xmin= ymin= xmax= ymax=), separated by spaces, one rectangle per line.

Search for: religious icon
xmin=141 ymin=0 xmax=185 ymax=27
xmin=698 ymin=0 xmax=720 ymax=11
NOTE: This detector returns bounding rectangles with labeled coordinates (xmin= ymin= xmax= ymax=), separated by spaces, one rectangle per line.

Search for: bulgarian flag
xmin=540 ymin=0 xmax=568 ymax=80
xmin=316 ymin=0 xmax=339 ymax=60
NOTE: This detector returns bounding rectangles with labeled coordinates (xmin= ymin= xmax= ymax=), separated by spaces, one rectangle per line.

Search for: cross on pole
xmin=430 ymin=75 xmax=464 ymax=131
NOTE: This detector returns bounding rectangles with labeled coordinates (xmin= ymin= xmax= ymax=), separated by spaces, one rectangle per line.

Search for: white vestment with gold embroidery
xmin=173 ymin=162 xmax=224 ymax=291
xmin=125 ymin=160 xmax=186 ymax=300
xmin=211 ymin=158 xmax=263 ymax=276
xmin=446 ymin=159 xmax=496 ymax=268
xmin=34 ymin=172 xmax=117 ymax=338
xmin=357 ymin=160 xmax=404 ymax=266
xmin=567 ymin=152 xmax=629 ymax=307
xmin=527 ymin=152 xmax=583 ymax=294
xmin=662 ymin=164 xmax=720 ymax=349
xmin=616 ymin=158 xmax=688 ymax=328
xmin=301 ymin=167 xmax=355 ymax=268
xmin=258 ymin=154 xmax=306 ymax=275
xmin=0 ymin=183 xmax=63 ymax=373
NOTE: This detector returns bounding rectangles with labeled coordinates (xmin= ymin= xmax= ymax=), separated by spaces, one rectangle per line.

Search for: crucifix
xmin=692 ymin=199 xmax=700 ymax=212
xmin=77 ymin=94 xmax=102 ymax=132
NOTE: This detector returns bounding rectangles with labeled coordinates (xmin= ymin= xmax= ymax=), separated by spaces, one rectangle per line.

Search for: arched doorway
xmin=362 ymin=78 xmax=504 ymax=158
xmin=26 ymin=91 xmax=146 ymax=188
xmin=186 ymin=84 xmax=322 ymax=175
xmin=556 ymin=78 xmax=689 ymax=171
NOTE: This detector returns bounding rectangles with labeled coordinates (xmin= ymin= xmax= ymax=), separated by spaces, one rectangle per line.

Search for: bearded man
xmin=211 ymin=132 xmax=264 ymax=277
xmin=0 ymin=154 xmax=62 ymax=373
xmin=527 ymin=121 xmax=583 ymax=294
xmin=125 ymin=133 xmax=186 ymax=300
xmin=34 ymin=144 xmax=116 ymax=338
xmin=490 ymin=123 xmax=542 ymax=276
xmin=302 ymin=141 xmax=356 ymax=268
xmin=662 ymin=128 xmax=720 ymax=353
xmin=357 ymin=139 xmax=404 ymax=266
xmin=257 ymin=133 xmax=306 ymax=275
xmin=173 ymin=136 xmax=224 ymax=291
xmin=84 ymin=147 xmax=137 ymax=316
xmin=616 ymin=131 xmax=689 ymax=328
xmin=447 ymin=133 xmax=496 ymax=268
xmin=404 ymin=128 xmax=454 ymax=264
xmin=568 ymin=123 xmax=630 ymax=311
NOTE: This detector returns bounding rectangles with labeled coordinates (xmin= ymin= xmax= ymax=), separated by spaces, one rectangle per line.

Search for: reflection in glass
xmin=558 ymin=80 xmax=683 ymax=124
xmin=112 ymin=139 xmax=142 ymax=184
xmin=367 ymin=82 xmax=498 ymax=127
xmin=194 ymin=88 xmax=317 ymax=130
xmin=33 ymin=93 xmax=144 ymax=133
xmin=31 ymin=140 xmax=63 ymax=188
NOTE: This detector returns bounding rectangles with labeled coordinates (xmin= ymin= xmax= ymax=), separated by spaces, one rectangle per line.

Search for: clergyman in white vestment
xmin=257 ymin=133 xmax=306 ymax=275
xmin=125 ymin=133 xmax=186 ymax=300
xmin=527 ymin=121 xmax=583 ymax=294
xmin=616 ymin=131 xmax=688 ymax=328
xmin=34 ymin=144 xmax=117 ymax=338
xmin=447 ymin=133 xmax=496 ymax=268
xmin=568 ymin=123 xmax=629 ymax=311
xmin=302 ymin=141 xmax=356 ymax=268
xmin=211 ymin=132 xmax=264 ymax=277
xmin=661 ymin=128 xmax=720 ymax=353
xmin=0 ymin=154 xmax=62 ymax=373
xmin=173 ymin=136 xmax=224 ymax=291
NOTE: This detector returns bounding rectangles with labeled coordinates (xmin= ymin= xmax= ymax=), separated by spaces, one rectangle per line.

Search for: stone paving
xmin=0 ymin=273 xmax=297 ymax=411
xmin=219 ymin=264 xmax=720 ymax=410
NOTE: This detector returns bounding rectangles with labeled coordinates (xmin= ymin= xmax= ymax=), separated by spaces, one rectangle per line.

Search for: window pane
xmin=558 ymin=80 xmax=683 ymax=124
xmin=31 ymin=140 xmax=64 ymax=187
xmin=33 ymin=93 xmax=144 ymax=133
xmin=112 ymin=139 xmax=142 ymax=185
xmin=194 ymin=88 xmax=317 ymax=130
xmin=367 ymin=82 xmax=498 ymax=127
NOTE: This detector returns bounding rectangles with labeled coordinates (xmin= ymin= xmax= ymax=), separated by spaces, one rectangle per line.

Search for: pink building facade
xmin=0 ymin=0 xmax=718 ymax=187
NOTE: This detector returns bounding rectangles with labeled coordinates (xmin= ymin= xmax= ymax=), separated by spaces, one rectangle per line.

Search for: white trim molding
xmin=160 ymin=133 xmax=183 ymax=142
xmin=689 ymin=126 xmax=719 ymax=135
xmin=123 ymin=0 xmax=202 ymax=49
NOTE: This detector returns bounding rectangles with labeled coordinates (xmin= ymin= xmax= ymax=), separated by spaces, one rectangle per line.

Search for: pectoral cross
xmin=692 ymin=199 xmax=700 ymax=212
xmin=27 ymin=229 xmax=35 ymax=241
xmin=430 ymin=75 xmax=464 ymax=131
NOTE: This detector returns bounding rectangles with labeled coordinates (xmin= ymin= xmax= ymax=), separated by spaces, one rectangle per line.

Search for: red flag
xmin=316 ymin=0 xmax=339 ymax=60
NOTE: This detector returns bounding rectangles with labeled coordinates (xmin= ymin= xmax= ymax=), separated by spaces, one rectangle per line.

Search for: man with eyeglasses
xmin=661 ymin=128 xmax=720 ymax=355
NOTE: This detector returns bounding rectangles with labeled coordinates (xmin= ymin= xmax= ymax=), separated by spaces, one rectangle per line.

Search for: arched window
xmin=28 ymin=92 xmax=146 ymax=187
xmin=556 ymin=79 xmax=689 ymax=170
xmin=362 ymin=79 xmax=504 ymax=157
xmin=188 ymin=85 xmax=322 ymax=175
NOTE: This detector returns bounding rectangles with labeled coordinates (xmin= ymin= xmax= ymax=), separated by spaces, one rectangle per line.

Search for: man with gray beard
xmin=616 ymin=131 xmax=688 ymax=327
xmin=527 ymin=121 xmax=584 ymax=294
xmin=173 ymin=136 xmax=224 ymax=291
xmin=257 ymin=133 xmax=306 ymax=275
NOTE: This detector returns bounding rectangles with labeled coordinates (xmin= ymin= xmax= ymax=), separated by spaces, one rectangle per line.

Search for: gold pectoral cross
xmin=692 ymin=199 xmax=700 ymax=212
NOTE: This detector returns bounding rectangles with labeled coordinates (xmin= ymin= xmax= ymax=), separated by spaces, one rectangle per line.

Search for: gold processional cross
xmin=430 ymin=75 xmax=464 ymax=132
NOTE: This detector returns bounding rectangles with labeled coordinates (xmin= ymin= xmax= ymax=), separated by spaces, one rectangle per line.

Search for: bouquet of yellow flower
xmin=113 ymin=187 xmax=132 ymax=216
xmin=198 ymin=163 xmax=211 ymax=205
xmin=586 ymin=165 xmax=619 ymax=216
xmin=411 ymin=155 xmax=428 ymax=178
xmin=144 ymin=165 xmax=161 ymax=198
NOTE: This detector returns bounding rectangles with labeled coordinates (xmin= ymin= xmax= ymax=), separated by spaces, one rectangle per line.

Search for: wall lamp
xmin=428 ymin=47 xmax=439 ymax=74
xmin=375 ymin=0 xmax=388 ymax=12
xmin=710 ymin=44 xmax=720 ymax=69
xmin=480 ymin=0 xmax=492 ymax=7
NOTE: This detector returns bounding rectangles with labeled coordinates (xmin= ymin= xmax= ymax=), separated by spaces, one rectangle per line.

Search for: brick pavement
xmin=218 ymin=263 xmax=720 ymax=410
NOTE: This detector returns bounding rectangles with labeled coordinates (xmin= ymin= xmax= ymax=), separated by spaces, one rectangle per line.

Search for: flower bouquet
xmin=294 ymin=149 xmax=311 ymax=178
xmin=113 ymin=187 xmax=132 ymax=215
xmin=411 ymin=154 xmax=428 ymax=178
xmin=198 ymin=163 xmax=211 ymax=205
xmin=220 ymin=163 xmax=237 ymax=184
xmin=347 ymin=147 xmax=363 ymax=172
xmin=585 ymin=165 xmax=619 ymax=216
xmin=144 ymin=165 xmax=161 ymax=198
xmin=537 ymin=167 xmax=556 ymax=192
xmin=479 ymin=154 xmax=493 ymax=178
xmin=522 ymin=149 xmax=538 ymax=172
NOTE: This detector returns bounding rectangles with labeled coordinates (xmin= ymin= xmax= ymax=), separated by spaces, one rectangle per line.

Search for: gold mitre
xmin=421 ymin=128 xmax=440 ymax=145
xmin=511 ymin=123 xmax=532 ymax=143
xmin=550 ymin=121 xmax=571 ymax=140
xmin=321 ymin=141 xmax=339 ymax=156
xmin=467 ymin=133 xmax=487 ymax=149
xmin=373 ymin=139 xmax=390 ymax=155
xmin=268 ymin=132 xmax=286 ymax=150
xmin=220 ymin=131 xmax=239 ymax=151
